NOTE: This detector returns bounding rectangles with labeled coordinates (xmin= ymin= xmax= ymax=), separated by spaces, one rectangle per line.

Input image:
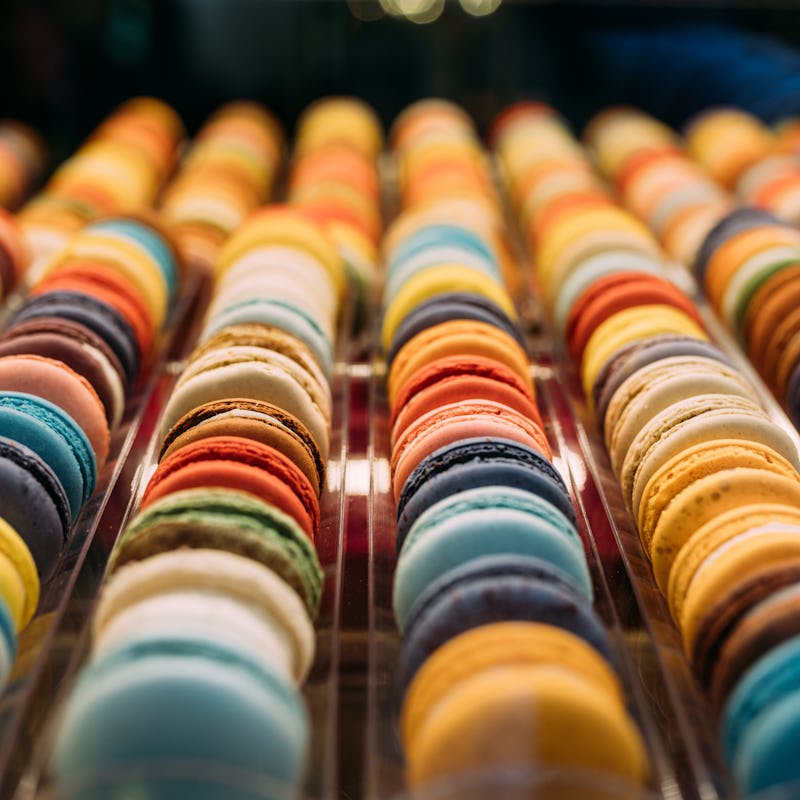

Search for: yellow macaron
xmin=0 ymin=517 xmax=39 ymax=631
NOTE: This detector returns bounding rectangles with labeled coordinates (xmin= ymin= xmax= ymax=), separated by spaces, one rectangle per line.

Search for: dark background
xmin=3 ymin=0 xmax=800 ymax=162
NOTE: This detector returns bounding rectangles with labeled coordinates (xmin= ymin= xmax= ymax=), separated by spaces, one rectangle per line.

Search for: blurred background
xmin=3 ymin=0 xmax=800 ymax=160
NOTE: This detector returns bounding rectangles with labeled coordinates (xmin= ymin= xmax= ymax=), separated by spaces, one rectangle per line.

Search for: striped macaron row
xmin=496 ymin=101 xmax=800 ymax=797
xmin=16 ymin=98 xmax=184 ymax=281
xmin=0 ymin=119 xmax=46 ymax=211
xmin=160 ymin=101 xmax=284 ymax=272
xmin=387 ymin=99 xmax=648 ymax=794
xmin=288 ymin=97 xmax=383 ymax=328
xmin=51 ymin=114 xmax=353 ymax=791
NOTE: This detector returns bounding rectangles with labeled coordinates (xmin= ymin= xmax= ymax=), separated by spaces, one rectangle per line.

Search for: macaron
xmin=390 ymin=354 xmax=540 ymax=442
xmin=592 ymin=336 xmax=733 ymax=435
xmin=52 ymin=635 xmax=310 ymax=800
xmin=93 ymin=548 xmax=315 ymax=685
xmin=564 ymin=272 xmax=703 ymax=363
xmin=386 ymin=291 xmax=524 ymax=366
xmin=0 ymin=436 xmax=69 ymax=581
xmin=0 ymin=392 xmax=97 ymax=520
xmin=381 ymin=263 xmax=517 ymax=353
xmin=11 ymin=290 xmax=140 ymax=387
xmin=712 ymin=580 xmax=800 ymax=713
xmin=395 ymin=437 xmax=575 ymax=553
xmin=158 ymin=345 xmax=330 ymax=462
xmin=387 ymin=319 xmax=532 ymax=408
xmin=638 ymin=444 xmax=800 ymax=593
xmin=401 ymin=623 xmax=648 ymax=791
xmin=110 ymin=488 xmax=323 ymax=618
xmin=159 ymin=398 xmax=324 ymax=497
xmin=0 ymin=354 xmax=110 ymax=468
xmin=580 ymin=304 xmax=707 ymax=399
xmin=393 ymin=485 xmax=592 ymax=631
xmin=140 ymin=436 xmax=319 ymax=541
xmin=0 ymin=516 xmax=39 ymax=630
xmin=721 ymin=633 xmax=800 ymax=794
xmin=397 ymin=554 xmax=612 ymax=692
xmin=0 ymin=317 xmax=126 ymax=429
xmin=390 ymin=399 xmax=552 ymax=503
xmin=624 ymin=398 xmax=800 ymax=518
xmin=604 ymin=360 xmax=758 ymax=475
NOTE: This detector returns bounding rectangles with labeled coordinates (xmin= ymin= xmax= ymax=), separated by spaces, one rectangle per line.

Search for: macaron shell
xmin=387 ymin=319 xmax=532 ymax=406
xmin=625 ymin=399 xmax=800 ymax=517
xmin=712 ymin=582 xmax=800 ymax=711
xmin=646 ymin=465 xmax=800 ymax=595
xmin=159 ymin=399 xmax=323 ymax=496
xmin=381 ymin=263 xmax=517 ymax=352
xmin=580 ymin=304 xmax=707 ymax=398
xmin=141 ymin=437 xmax=319 ymax=541
xmin=159 ymin=350 xmax=330 ymax=462
xmin=0 ymin=437 xmax=69 ymax=581
xmin=0 ymin=354 xmax=109 ymax=468
xmin=405 ymin=664 xmax=647 ymax=789
xmin=0 ymin=317 xmax=126 ymax=429
xmin=680 ymin=525 xmax=800 ymax=657
xmin=111 ymin=488 xmax=323 ymax=617
xmin=391 ymin=400 xmax=552 ymax=502
xmin=94 ymin=549 xmax=315 ymax=685
xmin=402 ymin=621 xmax=621 ymax=747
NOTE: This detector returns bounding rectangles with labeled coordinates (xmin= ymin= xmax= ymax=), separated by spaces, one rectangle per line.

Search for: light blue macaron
xmin=384 ymin=244 xmax=501 ymax=305
xmin=0 ymin=392 xmax=96 ymax=521
xmin=53 ymin=635 xmax=309 ymax=800
xmin=721 ymin=634 xmax=800 ymax=795
xmin=392 ymin=485 xmax=592 ymax=632
xmin=201 ymin=297 xmax=333 ymax=380
xmin=389 ymin=224 xmax=497 ymax=274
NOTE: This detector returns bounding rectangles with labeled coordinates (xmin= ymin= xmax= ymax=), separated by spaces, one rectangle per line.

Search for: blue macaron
xmin=397 ymin=553 xmax=613 ymax=693
xmin=393 ymin=485 xmax=592 ymax=631
xmin=395 ymin=437 xmax=577 ymax=553
xmin=201 ymin=298 xmax=333 ymax=380
xmin=53 ymin=636 xmax=309 ymax=800
xmin=0 ymin=392 xmax=96 ymax=520
xmin=0 ymin=597 xmax=16 ymax=690
xmin=721 ymin=633 xmax=800 ymax=795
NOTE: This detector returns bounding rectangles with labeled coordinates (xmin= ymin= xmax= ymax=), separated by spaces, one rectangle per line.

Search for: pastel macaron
xmin=393 ymin=485 xmax=592 ymax=630
xmin=401 ymin=622 xmax=648 ymax=791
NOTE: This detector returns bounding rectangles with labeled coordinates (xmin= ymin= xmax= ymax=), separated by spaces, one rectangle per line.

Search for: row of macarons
xmin=584 ymin=106 xmax=800 ymax=431
xmin=383 ymin=100 xmax=649 ymax=793
xmin=494 ymin=102 xmax=800 ymax=797
xmin=50 ymin=116 xmax=361 ymax=796
xmin=17 ymin=98 xmax=184 ymax=282
xmin=0 ymin=213 xmax=180 ymax=684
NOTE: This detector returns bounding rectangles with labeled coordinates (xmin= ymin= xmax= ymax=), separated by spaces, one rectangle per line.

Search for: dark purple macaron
xmin=10 ymin=290 xmax=139 ymax=386
xmin=0 ymin=436 xmax=70 ymax=581
xmin=593 ymin=334 xmax=733 ymax=434
xmin=386 ymin=291 xmax=524 ymax=366
xmin=397 ymin=553 xmax=614 ymax=695
xmin=692 ymin=207 xmax=780 ymax=285
xmin=395 ymin=437 xmax=576 ymax=554
xmin=0 ymin=317 xmax=127 ymax=427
